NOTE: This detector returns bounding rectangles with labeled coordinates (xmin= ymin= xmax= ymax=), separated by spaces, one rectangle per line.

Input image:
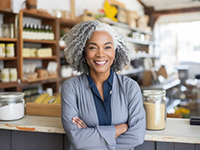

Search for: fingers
xmin=72 ymin=116 xmax=87 ymax=129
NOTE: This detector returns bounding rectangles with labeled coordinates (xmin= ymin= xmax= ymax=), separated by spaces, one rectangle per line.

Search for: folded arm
xmin=115 ymin=82 xmax=146 ymax=150
xmin=61 ymin=81 xmax=117 ymax=150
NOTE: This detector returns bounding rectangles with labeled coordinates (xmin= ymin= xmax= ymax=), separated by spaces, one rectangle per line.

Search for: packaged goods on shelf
xmin=9 ymin=68 xmax=17 ymax=82
xmin=23 ymin=23 xmax=54 ymax=40
xmin=37 ymin=48 xmax=52 ymax=57
xmin=23 ymin=48 xmax=31 ymax=57
xmin=47 ymin=61 xmax=58 ymax=77
xmin=0 ymin=68 xmax=17 ymax=82
xmin=137 ymin=15 xmax=149 ymax=30
xmin=1 ymin=68 xmax=9 ymax=82
xmin=23 ymin=47 xmax=52 ymax=57
xmin=36 ymin=68 xmax=48 ymax=78
xmin=30 ymin=48 xmax=37 ymax=57
xmin=126 ymin=10 xmax=139 ymax=29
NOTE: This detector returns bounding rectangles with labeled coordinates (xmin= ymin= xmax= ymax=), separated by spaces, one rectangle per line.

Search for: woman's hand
xmin=115 ymin=123 xmax=128 ymax=138
xmin=72 ymin=116 xmax=87 ymax=129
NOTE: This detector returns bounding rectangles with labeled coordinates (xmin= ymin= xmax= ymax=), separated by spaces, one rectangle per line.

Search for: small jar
xmin=0 ymin=92 xmax=25 ymax=121
xmin=0 ymin=43 xmax=5 ymax=57
xmin=143 ymin=90 xmax=167 ymax=130
xmin=1 ymin=68 xmax=9 ymax=82
xmin=9 ymin=68 xmax=17 ymax=82
xmin=1 ymin=24 xmax=10 ymax=38
xmin=6 ymin=43 xmax=15 ymax=57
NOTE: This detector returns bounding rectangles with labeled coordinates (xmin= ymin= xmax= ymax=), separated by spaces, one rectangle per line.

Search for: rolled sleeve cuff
xmin=96 ymin=125 xmax=116 ymax=149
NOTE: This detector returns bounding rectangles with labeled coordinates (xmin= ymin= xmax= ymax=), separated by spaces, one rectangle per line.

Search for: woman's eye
xmin=105 ymin=46 xmax=112 ymax=49
xmin=89 ymin=47 xmax=97 ymax=50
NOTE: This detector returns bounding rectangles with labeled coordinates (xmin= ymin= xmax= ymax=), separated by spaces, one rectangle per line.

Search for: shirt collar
xmin=87 ymin=69 xmax=114 ymax=88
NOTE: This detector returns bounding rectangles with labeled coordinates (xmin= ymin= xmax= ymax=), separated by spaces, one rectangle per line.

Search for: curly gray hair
xmin=63 ymin=20 xmax=133 ymax=73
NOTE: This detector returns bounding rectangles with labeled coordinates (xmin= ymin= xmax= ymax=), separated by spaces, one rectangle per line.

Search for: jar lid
xmin=0 ymin=92 xmax=24 ymax=99
xmin=0 ymin=43 xmax=5 ymax=46
xmin=6 ymin=43 xmax=14 ymax=47
xmin=143 ymin=90 xmax=166 ymax=98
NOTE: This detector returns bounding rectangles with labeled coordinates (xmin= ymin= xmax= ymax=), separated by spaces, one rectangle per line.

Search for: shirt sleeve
xmin=61 ymin=80 xmax=116 ymax=150
xmin=115 ymin=80 xmax=146 ymax=150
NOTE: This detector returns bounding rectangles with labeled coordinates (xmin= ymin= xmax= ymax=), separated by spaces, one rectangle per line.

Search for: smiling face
xmin=85 ymin=31 xmax=115 ymax=76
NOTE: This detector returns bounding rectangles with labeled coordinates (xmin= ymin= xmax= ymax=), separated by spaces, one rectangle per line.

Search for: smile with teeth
xmin=94 ymin=60 xmax=108 ymax=65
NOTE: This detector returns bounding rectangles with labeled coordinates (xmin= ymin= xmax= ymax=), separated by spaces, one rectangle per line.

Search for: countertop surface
xmin=0 ymin=116 xmax=200 ymax=144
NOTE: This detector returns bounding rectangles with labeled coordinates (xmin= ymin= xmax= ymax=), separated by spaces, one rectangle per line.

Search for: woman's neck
xmin=89 ymin=70 xmax=110 ymax=86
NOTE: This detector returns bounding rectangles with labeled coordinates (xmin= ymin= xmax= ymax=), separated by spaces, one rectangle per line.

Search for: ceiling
xmin=140 ymin=0 xmax=200 ymax=11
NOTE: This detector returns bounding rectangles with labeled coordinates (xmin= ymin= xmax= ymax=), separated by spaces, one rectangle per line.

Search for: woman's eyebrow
xmin=87 ymin=42 xmax=97 ymax=46
xmin=104 ymin=42 xmax=113 ymax=45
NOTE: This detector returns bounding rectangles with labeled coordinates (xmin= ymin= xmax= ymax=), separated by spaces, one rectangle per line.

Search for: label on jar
xmin=0 ymin=47 xmax=5 ymax=57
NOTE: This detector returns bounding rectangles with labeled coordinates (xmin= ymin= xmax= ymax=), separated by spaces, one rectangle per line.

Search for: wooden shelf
xmin=99 ymin=17 xmax=152 ymax=35
xmin=126 ymin=37 xmax=155 ymax=45
xmin=0 ymin=81 xmax=18 ymax=89
xmin=23 ymin=76 xmax=58 ymax=83
xmin=59 ymin=18 xmax=79 ymax=27
xmin=0 ymin=57 xmax=17 ymax=60
xmin=0 ymin=8 xmax=14 ymax=14
xmin=23 ymin=39 xmax=57 ymax=44
xmin=22 ymin=9 xmax=56 ymax=20
xmin=0 ymin=38 xmax=18 ymax=42
xmin=23 ymin=56 xmax=57 ymax=60
xmin=119 ymin=67 xmax=144 ymax=76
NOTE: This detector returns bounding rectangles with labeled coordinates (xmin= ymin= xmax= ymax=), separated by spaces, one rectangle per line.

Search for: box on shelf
xmin=126 ymin=10 xmax=139 ymax=28
xmin=26 ymin=102 xmax=61 ymax=117
xmin=137 ymin=15 xmax=149 ymax=30
xmin=36 ymin=68 xmax=48 ymax=78
xmin=142 ymin=71 xmax=152 ymax=86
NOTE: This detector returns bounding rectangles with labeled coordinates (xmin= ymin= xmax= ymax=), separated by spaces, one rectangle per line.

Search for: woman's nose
xmin=96 ymin=48 xmax=105 ymax=57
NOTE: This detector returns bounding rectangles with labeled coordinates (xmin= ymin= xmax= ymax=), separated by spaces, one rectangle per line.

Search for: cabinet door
xmin=174 ymin=143 xmax=195 ymax=150
xmin=196 ymin=144 xmax=200 ymax=150
xmin=135 ymin=141 xmax=155 ymax=150
xmin=12 ymin=130 xmax=63 ymax=150
xmin=156 ymin=142 xmax=174 ymax=150
xmin=0 ymin=129 xmax=11 ymax=150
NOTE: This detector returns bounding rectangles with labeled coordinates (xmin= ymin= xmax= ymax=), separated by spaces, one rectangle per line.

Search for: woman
xmin=61 ymin=20 xmax=146 ymax=150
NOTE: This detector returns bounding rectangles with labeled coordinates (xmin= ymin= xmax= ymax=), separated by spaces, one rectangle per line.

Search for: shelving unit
xmin=0 ymin=9 xmax=19 ymax=92
xmin=18 ymin=9 xmax=60 ymax=93
xmin=0 ymin=9 xmax=78 ymax=93
xmin=58 ymin=18 xmax=78 ymax=82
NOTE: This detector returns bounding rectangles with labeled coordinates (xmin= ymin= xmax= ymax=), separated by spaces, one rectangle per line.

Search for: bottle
xmin=44 ymin=25 xmax=49 ymax=40
xmin=6 ymin=43 xmax=15 ymax=57
xmin=22 ymin=23 xmax=27 ymax=39
xmin=1 ymin=68 xmax=9 ymax=82
xmin=143 ymin=90 xmax=167 ymax=130
xmin=49 ymin=26 xmax=54 ymax=40
xmin=0 ymin=43 xmax=5 ymax=57
xmin=10 ymin=24 xmax=14 ymax=38
xmin=41 ymin=25 xmax=46 ymax=40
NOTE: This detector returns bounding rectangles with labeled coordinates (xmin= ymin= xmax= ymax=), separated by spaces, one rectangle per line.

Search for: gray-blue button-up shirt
xmin=61 ymin=73 xmax=146 ymax=150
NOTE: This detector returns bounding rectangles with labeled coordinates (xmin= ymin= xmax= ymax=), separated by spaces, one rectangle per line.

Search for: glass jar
xmin=0 ymin=43 xmax=5 ymax=57
xmin=9 ymin=68 xmax=17 ymax=82
xmin=6 ymin=43 xmax=15 ymax=57
xmin=0 ymin=92 xmax=25 ymax=121
xmin=1 ymin=68 xmax=9 ymax=82
xmin=143 ymin=90 xmax=167 ymax=130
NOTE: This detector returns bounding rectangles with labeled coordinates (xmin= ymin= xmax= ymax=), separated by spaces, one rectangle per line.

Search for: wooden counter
xmin=0 ymin=116 xmax=200 ymax=143
xmin=0 ymin=116 xmax=200 ymax=150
